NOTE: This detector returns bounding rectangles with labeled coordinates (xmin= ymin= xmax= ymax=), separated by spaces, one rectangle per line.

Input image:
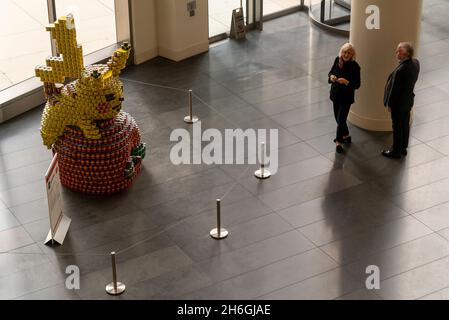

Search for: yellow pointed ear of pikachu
xmin=109 ymin=42 xmax=132 ymax=77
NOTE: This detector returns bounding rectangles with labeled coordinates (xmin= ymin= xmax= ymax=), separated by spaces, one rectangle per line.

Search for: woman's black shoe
xmin=333 ymin=136 xmax=352 ymax=144
xmin=336 ymin=145 xmax=344 ymax=154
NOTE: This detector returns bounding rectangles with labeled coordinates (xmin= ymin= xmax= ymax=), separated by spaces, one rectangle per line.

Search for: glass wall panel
xmin=264 ymin=0 xmax=301 ymax=16
xmin=209 ymin=0 xmax=247 ymax=37
xmin=55 ymin=0 xmax=117 ymax=55
xmin=0 ymin=0 xmax=52 ymax=91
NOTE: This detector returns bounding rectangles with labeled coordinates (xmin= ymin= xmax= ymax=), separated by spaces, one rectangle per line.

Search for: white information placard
xmin=44 ymin=153 xmax=71 ymax=245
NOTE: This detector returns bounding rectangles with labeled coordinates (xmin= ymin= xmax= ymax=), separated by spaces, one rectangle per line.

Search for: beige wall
xmin=130 ymin=0 xmax=209 ymax=64
xmin=130 ymin=0 xmax=158 ymax=64
xmin=115 ymin=0 xmax=131 ymax=43
xmin=157 ymin=0 xmax=209 ymax=61
xmin=348 ymin=0 xmax=423 ymax=131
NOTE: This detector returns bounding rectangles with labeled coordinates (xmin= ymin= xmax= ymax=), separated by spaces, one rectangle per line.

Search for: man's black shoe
xmin=401 ymin=149 xmax=407 ymax=156
xmin=382 ymin=149 xmax=401 ymax=159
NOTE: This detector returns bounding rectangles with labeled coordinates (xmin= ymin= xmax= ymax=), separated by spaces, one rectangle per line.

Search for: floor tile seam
xmin=0 ymin=142 xmax=51 ymax=158
xmin=323 ymin=149 xmax=415 ymax=174
xmin=423 ymin=140 xmax=449 ymax=157
xmin=389 ymin=179 xmax=449 ymax=214
xmin=333 ymin=289 xmax=384 ymax=300
xmin=0 ymin=226 xmax=40 ymax=251
xmin=293 ymin=210 xmax=412 ymax=248
xmin=236 ymin=166 xmax=356 ymax=201
xmin=339 ymin=237 xmax=449 ymax=284
xmin=142 ymin=193 xmax=256 ymax=229
xmin=61 ymin=223 xmax=166 ymax=254
xmin=291 ymin=128 xmax=337 ymax=143
xmin=1 ymin=194 xmax=49 ymax=216
xmin=0 ymin=198 xmax=7 ymax=211
xmin=4 ymin=279 xmax=67 ymax=301
xmin=0 ymin=156 xmax=50 ymax=172
xmin=411 ymin=200 xmax=449 ymax=232
xmin=411 ymin=111 xmax=449 ymax=129
xmin=238 ymin=175 xmax=363 ymax=215
xmin=373 ymin=251 xmax=449 ymax=293
xmin=379 ymin=150 xmax=449 ymax=180
xmin=18 ymin=215 xmax=168 ymax=257
xmin=74 ymin=248 xmax=197 ymax=300
xmin=432 ymin=77 xmax=449 ymax=90
xmin=0 ymin=256 xmax=52 ymax=282
xmin=436 ymin=227 xmax=449 ymax=239
xmin=0 ymin=240 xmax=52 ymax=280
xmin=284 ymin=113 xmax=336 ymax=131
xmin=147 ymin=163 xmax=251 ymax=201
xmin=411 ymin=128 xmax=449 ymax=145
xmin=248 ymin=91 xmax=330 ymax=118
xmin=302 ymin=139 xmax=335 ymax=159
xmin=187 ymin=223 xmax=304 ymax=263
xmin=130 ymin=166 xmax=231 ymax=196
xmin=234 ymin=82 xmax=330 ymax=112
xmin=179 ymin=245 xmax=321 ymax=299
xmin=131 ymin=164 xmax=222 ymax=191
xmin=122 ymin=241 xmax=246 ymax=297
xmin=172 ymin=210 xmax=280 ymax=252
xmin=419 ymin=49 xmax=449 ymax=60
xmin=188 ymin=84 xmax=280 ymax=135
xmin=271 ymin=208 xmax=348 ymax=274
xmin=122 ymin=201 xmax=276 ymax=257
xmin=0 ymin=162 xmax=52 ymax=192
xmin=331 ymin=264 xmax=385 ymax=300
xmin=214 ymin=152 xmax=334 ymax=179
xmin=413 ymin=96 xmax=449 ymax=110
xmin=415 ymin=283 xmax=449 ymax=300
xmin=35 ymin=234 xmax=171 ymax=275
xmin=251 ymin=265 xmax=354 ymax=300
xmin=276 ymin=152 xmax=325 ymax=169
xmin=420 ymin=63 xmax=449 ymax=74
xmin=327 ymin=230 xmax=439 ymax=268
xmin=212 ymin=66 xmax=312 ymax=97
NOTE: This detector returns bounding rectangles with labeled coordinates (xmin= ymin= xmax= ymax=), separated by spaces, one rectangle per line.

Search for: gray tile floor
xmin=2 ymin=0 xmax=449 ymax=300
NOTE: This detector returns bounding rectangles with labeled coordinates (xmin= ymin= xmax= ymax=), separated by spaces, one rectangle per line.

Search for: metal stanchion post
xmin=184 ymin=89 xmax=199 ymax=124
xmin=105 ymin=251 xmax=126 ymax=295
xmin=254 ymin=141 xmax=272 ymax=179
xmin=210 ymin=199 xmax=228 ymax=239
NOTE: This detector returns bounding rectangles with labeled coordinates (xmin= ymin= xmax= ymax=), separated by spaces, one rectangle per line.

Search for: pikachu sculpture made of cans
xmin=36 ymin=14 xmax=146 ymax=195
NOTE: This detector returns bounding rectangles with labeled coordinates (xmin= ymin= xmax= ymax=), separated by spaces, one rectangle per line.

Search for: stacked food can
xmin=53 ymin=111 xmax=146 ymax=195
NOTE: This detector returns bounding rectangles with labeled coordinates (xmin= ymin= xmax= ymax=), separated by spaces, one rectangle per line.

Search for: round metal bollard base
xmin=105 ymin=282 xmax=126 ymax=295
xmin=254 ymin=169 xmax=271 ymax=179
xmin=210 ymin=228 xmax=229 ymax=240
xmin=184 ymin=115 xmax=199 ymax=124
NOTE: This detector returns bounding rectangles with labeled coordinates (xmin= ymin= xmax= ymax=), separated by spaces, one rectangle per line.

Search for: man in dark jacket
xmin=382 ymin=42 xmax=420 ymax=159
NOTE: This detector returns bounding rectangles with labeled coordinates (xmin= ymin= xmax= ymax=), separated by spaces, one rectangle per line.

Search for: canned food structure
xmin=35 ymin=15 xmax=146 ymax=195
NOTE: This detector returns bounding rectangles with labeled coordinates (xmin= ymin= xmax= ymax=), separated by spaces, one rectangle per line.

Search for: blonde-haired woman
xmin=328 ymin=43 xmax=361 ymax=154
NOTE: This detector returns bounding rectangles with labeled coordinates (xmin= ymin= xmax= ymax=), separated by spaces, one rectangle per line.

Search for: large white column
xmin=348 ymin=0 xmax=423 ymax=131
